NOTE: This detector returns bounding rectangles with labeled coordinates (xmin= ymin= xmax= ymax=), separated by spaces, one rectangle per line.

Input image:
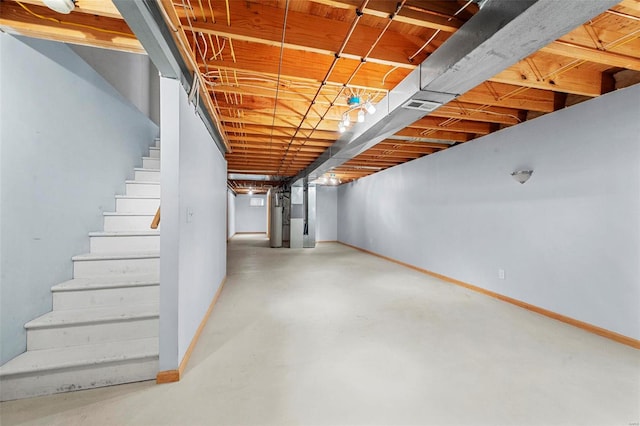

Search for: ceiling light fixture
xmin=511 ymin=170 xmax=533 ymax=184
xmin=328 ymin=173 xmax=341 ymax=185
xmin=43 ymin=0 xmax=76 ymax=14
xmin=337 ymin=94 xmax=377 ymax=133
xmin=313 ymin=173 xmax=341 ymax=186
xmin=364 ymin=100 xmax=376 ymax=114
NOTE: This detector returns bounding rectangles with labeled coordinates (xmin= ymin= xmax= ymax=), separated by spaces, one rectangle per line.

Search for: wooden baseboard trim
xmin=156 ymin=370 xmax=180 ymax=384
xmin=156 ymin=276 xmax=228 ymax=384
xmin=317 ymin=240 xmax=338 ymax=243
xmin=339 ymin=242 xmax=640 ymax=350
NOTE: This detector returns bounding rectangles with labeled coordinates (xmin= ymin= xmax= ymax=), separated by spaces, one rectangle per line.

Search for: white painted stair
xmin=0 ymin=138 xmax=162 ymax=401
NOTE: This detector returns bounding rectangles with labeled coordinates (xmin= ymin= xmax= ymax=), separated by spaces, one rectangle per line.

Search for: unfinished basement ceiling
xmin=2 ymin=0 xmax=640 ymax=194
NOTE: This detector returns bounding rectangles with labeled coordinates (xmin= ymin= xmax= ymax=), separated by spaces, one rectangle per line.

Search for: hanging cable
xmin=276 ymin=0 xmax=370 ymax=175
xmin=408 ymin=0 xmax=473 ymax=62
xmin=268 ymin=0 xmax=291 ymax=164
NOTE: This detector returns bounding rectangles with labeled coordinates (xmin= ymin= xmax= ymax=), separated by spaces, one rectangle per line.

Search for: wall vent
xmin=401 ymin=99 xmax=443 ymax=112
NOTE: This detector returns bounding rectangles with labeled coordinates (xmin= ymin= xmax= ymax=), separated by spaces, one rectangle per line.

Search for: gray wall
xmin=227 ymin=190 xmax=236 ymax=239
xmin=338 ymin=84 xmax=640 ymax=340
xmin=235 ymin=194 xmax=267 ymax=233
xmin=70 ymin=45 xmax=160 ymax=125
xmin=0 ymin=34 xmax=159 ymax=364
xmin=316 ymin=186 xmax=338 ymax=241
xmin=159 ymin=78 xmax=227 ymax=370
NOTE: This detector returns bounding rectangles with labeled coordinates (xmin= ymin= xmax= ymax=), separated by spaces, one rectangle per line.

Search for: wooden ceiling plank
xmin=228 ymin=141 xmax=332 ymax=151
xmin=490 ymin=60 xmax=605 ymax=97
xmin=430 ymin=102 xmax=523 ymax=125
xmin=0 ymin=1 xmax=143 ymax=53
xmin=408 ymin=116 xmax=492 ymax=134
xmin=378 ymin=140 xmax=450 ymax=150
xmin=15 ymin=0 xmax=122 ymax=18
xmin=309 ymin=0 xmax=463 ymax=32
xmin=393 ymin=128 xmax=471 ymax=142
xmin=617 ymin=0 xmax=640 ymax=13
xmin=227 ymin=144 xmax=326 ymax=154
xmin=223 ymin=124 xmax=338 ymax=140
xmin=541 ymin=40 xmax=640 ymax=71
xmin=409 ymin=115 xmax=491 ymax=135
xmin=197 ymin=40 xmax=409 ymax=90
xmin=180 ymin=1 xmax=422 ymax=69
xmin=220 ymin=115 xmax=338 ymax=132
xmin=459 ymin=81 xmax=556 ymax=112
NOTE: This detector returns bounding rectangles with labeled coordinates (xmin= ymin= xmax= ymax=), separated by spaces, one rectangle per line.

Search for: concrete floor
xmin=1 ymin=234 xmax=639 ymax=425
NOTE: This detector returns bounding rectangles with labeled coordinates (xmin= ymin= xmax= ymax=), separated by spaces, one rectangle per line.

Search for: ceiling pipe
xmin=291 ymin=0 xmax=620 ymax=184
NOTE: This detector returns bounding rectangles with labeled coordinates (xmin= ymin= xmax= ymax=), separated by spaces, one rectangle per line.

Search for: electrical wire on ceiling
xmin=273 ymin=0 xmax=370 ymax=176
xmin=408 ymin=0 xmax=474 ymax=62
xmin=156 ymin=0 xmax=231 ymax=151
xmin=279 ymin=0 xmax=417 ymax=175
xmin=267 ymin=0 xmax=291 ymax=165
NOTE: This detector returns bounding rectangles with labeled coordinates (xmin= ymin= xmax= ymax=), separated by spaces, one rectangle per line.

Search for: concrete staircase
xmin=0 ymin=140 xmax=162 ymax=401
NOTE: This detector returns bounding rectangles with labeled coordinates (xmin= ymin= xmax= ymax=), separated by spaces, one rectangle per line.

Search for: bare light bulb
xmin=364 ymin=101 xmax=376 ymax=114
xmin=343 ymin=114 xmax=351 ymax=126
xmin=357 ymin=109 xmax=365 ymax=123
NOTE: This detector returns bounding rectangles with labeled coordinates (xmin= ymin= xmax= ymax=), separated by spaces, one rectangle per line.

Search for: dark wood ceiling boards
xmin=2 ymin=0 xmax=639 ymax=193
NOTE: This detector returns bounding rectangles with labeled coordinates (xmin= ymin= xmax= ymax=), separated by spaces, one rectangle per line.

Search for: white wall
xmin=316 ymin=186 xmax=338 ymax=241
xmin=227 ymin=190 xmax=236 ymax=239
xmin=0 ymin=34 xmax=158 ymax=364
xmin=159 ymin=78 xmax=227 ymax=371
xmin=235 ymin=194 xmax=267 ymax=233
xmin=70 ymin=45 xmax=160 ymax=125
xmin=338 ymin=84 xmax=640 ymax=340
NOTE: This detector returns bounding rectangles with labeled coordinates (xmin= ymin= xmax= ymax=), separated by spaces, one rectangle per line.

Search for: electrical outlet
xmin=498 ymin=269 xmax=506 ymax=280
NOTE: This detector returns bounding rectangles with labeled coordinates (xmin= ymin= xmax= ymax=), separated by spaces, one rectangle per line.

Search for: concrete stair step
xmin=115 ymin=195 xmax=160 ymax=214
xmin=103 ymin=212 xmax=157 ymax=232
xmin=148 ymin=147 xmax=160 ymax=158
xmin=133 ymin=168 xmax=160 ymax=182
xmin=142 ymin=157 xmax=160 ymax=169
xmin=154 ymin=138 xmax=160 ymax=148
xmin=52 ymin=275 xmax=159 ymax=309
xmin=25 ymin=304 xmax=158 ymax=350
xmin=72 ymin=252 xmax=159 ymax=278
xmin=89 ymin=231 xmax=160 ymax=253
xmin=0 ymin=337 xmax=158 ymax=401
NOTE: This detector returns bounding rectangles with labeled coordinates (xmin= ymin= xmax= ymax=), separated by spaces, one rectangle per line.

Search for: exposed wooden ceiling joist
xmin=177 ymin=1 xmax=436 ymax=68
xmin=0 ymin=1 xmax=142 ymax=53
xmin=3 ymin=0 xmax=638 ymax=190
